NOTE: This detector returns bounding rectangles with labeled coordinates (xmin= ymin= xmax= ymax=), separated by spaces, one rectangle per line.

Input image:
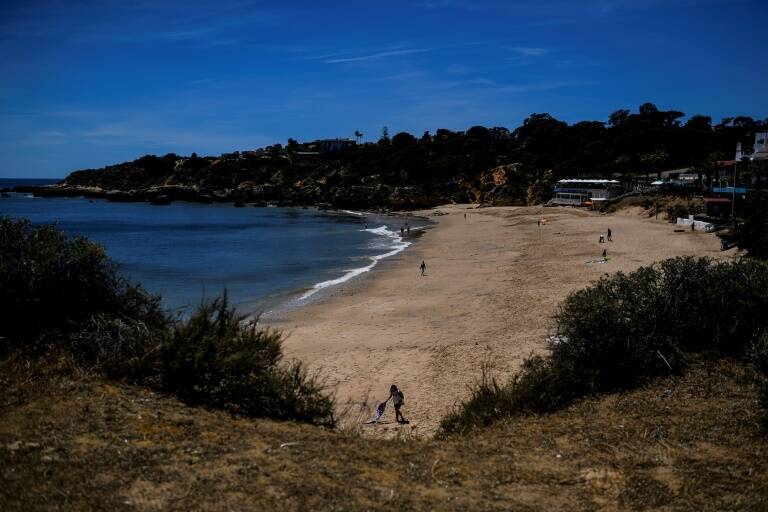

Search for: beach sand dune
xmin=272 ymin=205 xmax=729 ymax=436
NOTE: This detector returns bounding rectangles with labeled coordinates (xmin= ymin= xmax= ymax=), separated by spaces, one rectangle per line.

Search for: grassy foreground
xmin=2 ymin=353 xmax=767 ymax=511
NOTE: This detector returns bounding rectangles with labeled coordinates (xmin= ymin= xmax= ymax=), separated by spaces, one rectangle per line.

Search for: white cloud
xmin=325 ymin=48 xmax=432 ymax=64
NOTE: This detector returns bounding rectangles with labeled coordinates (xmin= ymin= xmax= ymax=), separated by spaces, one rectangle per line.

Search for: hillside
xmin=2 ymin=354 xmax=766 ymax=511
xmin=27 ymin=104 xmax=767 ymax=210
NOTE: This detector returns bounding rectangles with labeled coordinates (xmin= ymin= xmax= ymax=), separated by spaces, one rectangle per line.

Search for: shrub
xmin=440 ymin=357 xmax=566 ymax=435
xmin=1 ymin=218 xmax=335 ymax=427
xmin=442 ymin=257 xmax=768 ymax=435
xmin=68 ymin=315 xmax=161 ymax=380
xmin=160 ymin=295 xmax=335 ymax=426
xmin=0 ymin=217 xmax=167 ymax=355
xmin=735 ymin=190 xmax=768 ymax=259
xmin=750 ymin=332 xmax=768 ymax=428
xmin=554 ymin=257 xmax=768 ymax=393
xmin=665 ymin=203 xmax=689 ymax=221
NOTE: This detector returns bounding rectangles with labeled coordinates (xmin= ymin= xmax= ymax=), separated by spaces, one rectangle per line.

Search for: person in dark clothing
xmin=607 ymin=228 xmax=612 ymax=241
xmin=390 ymin=385 xmax=408 ymax=424
xmin=420 ymin=260 xmax=426 ymax=276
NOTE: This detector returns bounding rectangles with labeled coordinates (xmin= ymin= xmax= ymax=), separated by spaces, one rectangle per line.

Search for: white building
xmin=550 ymin=179 xmax=623 ymax=207
xmin=753 ymin=132 xmax=768 ymax=160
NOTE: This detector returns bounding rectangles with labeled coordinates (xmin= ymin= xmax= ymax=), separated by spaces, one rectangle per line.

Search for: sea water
xmin=0 ymin=178 xmax=427 ymax=315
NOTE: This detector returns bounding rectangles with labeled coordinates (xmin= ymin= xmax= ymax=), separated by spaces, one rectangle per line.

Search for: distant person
xmin=599 ymin=235 xmax=605 ymax=243
xmin=406 ymin=226 xmax=410 ymax=235
xmin=420 ymin=260 xmax=426 ymax=276
xmin=607 ymin=228 xmax=612 ymax=241
xmin=602 ymin=249 xmax=607 ymax=259
xmin=464 ymin=213 xmax=467 ymax=220
xmin=390 ymin=385 xmax=408 ymax=424
xmin=400 ymin=226 xmax=405 ymax=236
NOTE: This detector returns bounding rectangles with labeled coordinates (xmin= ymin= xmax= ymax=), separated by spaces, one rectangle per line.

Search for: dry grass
xmin=2 ymin=353 xmax=767 ymax=511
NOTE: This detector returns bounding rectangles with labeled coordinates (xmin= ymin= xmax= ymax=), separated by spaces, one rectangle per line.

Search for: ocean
xmin=0 ymin=178 xmax=427 ymax=315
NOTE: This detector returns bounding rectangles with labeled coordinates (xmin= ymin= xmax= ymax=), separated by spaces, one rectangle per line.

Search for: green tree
xmin=640 ymin=150 xmax=669 ymax=179
xmin=392 ymin=131 xmax=417 ymax=148
xmin=379 ymin=126 xmax=390 ymax=145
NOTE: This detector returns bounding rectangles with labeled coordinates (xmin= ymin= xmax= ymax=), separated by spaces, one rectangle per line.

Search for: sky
xmin=0 ymin=0 xmax=766 ymax=178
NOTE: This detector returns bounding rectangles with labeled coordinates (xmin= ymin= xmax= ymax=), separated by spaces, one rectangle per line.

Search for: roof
xmin=712 ymin=187 xmax=747 ymax=194
xmin=556 ymin=179 xmax=620 ymax=184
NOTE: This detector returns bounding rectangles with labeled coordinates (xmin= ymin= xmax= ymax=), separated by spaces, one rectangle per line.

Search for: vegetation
xmin=160 ymin=296 xmax=334 ymax=426
xmin=59 ymin=103 xmax=768 ymax=209
xmin=441 ymin=257 xmax=768 ymax=435
xmin=0 ymin=217 xmax=166 ymax=356
xmin=0 ymin=217 xmax=334 ymax=426
xmin=3 ymin=351 xmax=765 ymax=510
xmin=751 ymin=331 xmax=768 ymax=427
xmin=665 ymin=202 xmax=689 ymax=221
xmin=735 ymin=190 xmax=768 ymax=259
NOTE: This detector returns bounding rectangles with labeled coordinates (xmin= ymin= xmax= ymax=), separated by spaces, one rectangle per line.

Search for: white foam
xmin=340 ymin=209 xmax=365 ymax=216
xmin=299 ymin=225 xmax=411 ymax=300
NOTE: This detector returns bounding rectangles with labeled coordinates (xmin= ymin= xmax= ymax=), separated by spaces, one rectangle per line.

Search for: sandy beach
xmin=272 ymin=205 xmax=729 ymax=436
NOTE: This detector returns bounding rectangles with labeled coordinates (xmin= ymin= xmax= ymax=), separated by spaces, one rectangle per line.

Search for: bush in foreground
xmin=0 ymin=217 xmax=167 ymax=358
xmin=160 ymin=295 xmax=335 ymax=426
xmin=441 ymin=257 xmax=768 ymax=435
xmin=1 ymin=217 xmax=334 ymax=427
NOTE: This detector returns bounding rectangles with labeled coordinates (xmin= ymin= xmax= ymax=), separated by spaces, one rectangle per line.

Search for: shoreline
xmin=273 ymin=204 xmax=732 ymax=437
xmin=258 ymin=221 xmax=432 ymax=324
xmin=1 ymin=192 xmax=431 ymax=319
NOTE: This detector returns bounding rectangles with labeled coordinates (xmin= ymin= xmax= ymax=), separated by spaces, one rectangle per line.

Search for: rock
xmin=106 ymin=190 xmax=140 ymax=202
xmin=149 ymin=195 xmax=172 ymax=205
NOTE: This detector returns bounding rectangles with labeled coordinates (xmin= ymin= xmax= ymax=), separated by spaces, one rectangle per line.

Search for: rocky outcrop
xmin=25 ymin=160 xmax=536 ymax=210
xmin=473 ymin=163 xmax=534 ymax=206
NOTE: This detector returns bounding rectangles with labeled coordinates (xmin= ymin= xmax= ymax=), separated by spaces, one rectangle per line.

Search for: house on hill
xmin=318 ymin=138 xmax=356 ymax=153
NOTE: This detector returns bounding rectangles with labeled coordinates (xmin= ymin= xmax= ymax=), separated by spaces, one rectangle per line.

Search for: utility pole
xmin=732 ymin=161 xmax=737 ymax=219
xmin=733 ymin=142 xmax=741 ymax=220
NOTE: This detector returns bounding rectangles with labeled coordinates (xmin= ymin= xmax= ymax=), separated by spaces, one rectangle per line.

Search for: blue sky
xmin=1 ymin=0 xmax=766 ymax=178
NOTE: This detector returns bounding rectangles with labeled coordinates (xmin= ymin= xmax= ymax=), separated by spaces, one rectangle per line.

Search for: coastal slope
xmin=275 ymin=205 xmax=730 ymax=435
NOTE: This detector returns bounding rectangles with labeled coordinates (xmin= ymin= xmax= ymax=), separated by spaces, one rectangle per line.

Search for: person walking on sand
xmin=420 ymin=260 xmax=426 ymax=276
xmin=602 ymin=248 xmax=607 ymax=259
xmin=390 ymin=385 xmax=408 ymax=424
xmin=607 ymin=227 xmax=612 ymax=241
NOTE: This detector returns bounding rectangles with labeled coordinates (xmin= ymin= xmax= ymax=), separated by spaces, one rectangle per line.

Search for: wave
xmin=298 ymin=225 xmax=411 ymax=300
